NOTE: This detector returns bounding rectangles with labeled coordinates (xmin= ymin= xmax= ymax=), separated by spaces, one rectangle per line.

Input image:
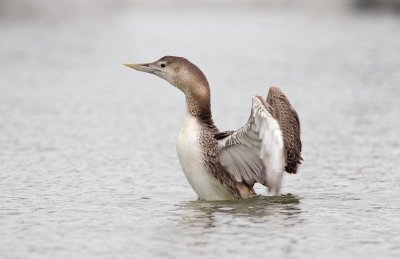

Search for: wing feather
xmin=217 ymin=87 xmax=302 ymax=194
xmin=266 ymin=87 xmax=302 ymax=174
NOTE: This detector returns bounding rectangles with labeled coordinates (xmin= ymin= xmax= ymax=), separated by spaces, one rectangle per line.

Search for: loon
xmin=123 ymin=56 xmax=302 ymax=201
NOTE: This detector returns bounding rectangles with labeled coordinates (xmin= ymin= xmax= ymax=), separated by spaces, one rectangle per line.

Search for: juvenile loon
xmin=123 ymin=56 xmax=302 ymax=201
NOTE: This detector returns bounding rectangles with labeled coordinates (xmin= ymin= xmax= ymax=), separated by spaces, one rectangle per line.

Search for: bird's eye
xmin=161 ymin=63 xmax=166 ymax=68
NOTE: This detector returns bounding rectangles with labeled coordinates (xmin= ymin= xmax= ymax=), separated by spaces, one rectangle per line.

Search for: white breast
xmin=176 ymin=113 xmax=234 ymax=201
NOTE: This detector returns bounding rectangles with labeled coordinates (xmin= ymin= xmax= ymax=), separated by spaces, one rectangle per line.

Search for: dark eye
xmin=161 ymin=63 xmax=166 ymax=68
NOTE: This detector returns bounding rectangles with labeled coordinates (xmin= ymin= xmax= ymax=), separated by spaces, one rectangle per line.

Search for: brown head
xmin=124 ymin=56 xmax=213 ymax=123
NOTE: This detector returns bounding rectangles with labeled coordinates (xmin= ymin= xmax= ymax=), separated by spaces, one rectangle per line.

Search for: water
xmin=1 ymin=1 xmax=400 ymax=258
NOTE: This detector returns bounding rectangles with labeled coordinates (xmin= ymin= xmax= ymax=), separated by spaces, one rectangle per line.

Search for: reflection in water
xmin=162 ymin=195 xmax=303 ymax=257
xmin=174 ymin=195 xmax=302 ymax=231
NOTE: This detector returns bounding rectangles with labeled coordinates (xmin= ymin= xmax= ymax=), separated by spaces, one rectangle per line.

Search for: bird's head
xmin=123 ymin=56 xmax=209 ymax=96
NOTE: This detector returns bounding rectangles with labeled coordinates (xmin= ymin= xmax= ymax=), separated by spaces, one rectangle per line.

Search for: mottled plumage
xmin=266 ymin=87 xmax=303 ymax=173
xmin=123 ymin=56 xmax=302 ymax=200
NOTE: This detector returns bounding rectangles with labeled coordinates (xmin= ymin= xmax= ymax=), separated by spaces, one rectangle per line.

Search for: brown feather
xmin=266 ymin=86 xmax=303 ymax=174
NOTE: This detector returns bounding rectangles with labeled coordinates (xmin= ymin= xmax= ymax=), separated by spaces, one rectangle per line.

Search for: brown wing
xmin=266 ymin=86 xmax=302 ymax=174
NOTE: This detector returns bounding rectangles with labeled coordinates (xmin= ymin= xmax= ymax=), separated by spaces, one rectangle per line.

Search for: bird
xmin=123 ymin=56 xmax=302 ymax=201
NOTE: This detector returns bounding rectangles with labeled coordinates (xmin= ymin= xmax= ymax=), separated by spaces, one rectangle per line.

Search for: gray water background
xmin=1 ymin=1 xmax=400 ymax=258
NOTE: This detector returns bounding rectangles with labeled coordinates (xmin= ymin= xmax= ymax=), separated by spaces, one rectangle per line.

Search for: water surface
xmin=1 ymin=2 xmax=400 ymax=258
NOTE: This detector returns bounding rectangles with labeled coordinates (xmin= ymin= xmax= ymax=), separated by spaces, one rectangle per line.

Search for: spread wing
xmin=266 ymin=86 xmax=302 ymax=174
xmin=217 ymin=87 xmax=302 ymax=194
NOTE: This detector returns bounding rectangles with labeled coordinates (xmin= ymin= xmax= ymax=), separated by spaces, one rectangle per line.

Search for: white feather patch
xmin=217 ymin=97 xmax=285 ymax=194
xmin=176 ymin=113 xmax=234 ymax=200
xmin=252 ymin=97 xmax=285 ymax=193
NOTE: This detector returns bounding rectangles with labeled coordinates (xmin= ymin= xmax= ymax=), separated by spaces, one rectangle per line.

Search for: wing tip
xmin=268 ymin=85 xmax=281 ymax=91
xmin=252 ymin=95 xmax=263 ymax=102
xmin=252 ymin=95 xmax=273 ymax=112
xmin=268 ymin=85 xmax=285 ymax=96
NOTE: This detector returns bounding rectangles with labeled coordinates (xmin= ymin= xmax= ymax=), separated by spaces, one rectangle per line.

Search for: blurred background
xmin=1 ymin=1 xmax=400 ymax=259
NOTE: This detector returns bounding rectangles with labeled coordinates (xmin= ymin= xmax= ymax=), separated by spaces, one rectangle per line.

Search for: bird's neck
xmin=185 ymin=82 xmax=216 ymax=128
